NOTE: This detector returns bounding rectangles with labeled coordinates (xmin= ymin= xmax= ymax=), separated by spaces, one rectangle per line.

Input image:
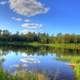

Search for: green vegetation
xmin=58 ymin=55 xmax=80 ymax=63
xmin=74 ymin=64 xmax=80 ymax=80
xmin=48 ymin=43 xmax=80 ymax=50
xmin=58 ymin=55 xmax=80 ymax=80
xmin=0 ymin=30 xmax=80 ymax=45
xmin=0 ymin=67 xmax=18 ymax=80
xmin=0 ymin=29 xmax=80 ymax=80
xmin=1 ymin=30 xmax=80 ymax=50
xmin=0 ymin=67 xmax=47 ymax=80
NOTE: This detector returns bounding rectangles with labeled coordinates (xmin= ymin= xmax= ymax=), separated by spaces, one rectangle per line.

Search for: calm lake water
xmin=0 ymin=46 xmax=75 ymax=80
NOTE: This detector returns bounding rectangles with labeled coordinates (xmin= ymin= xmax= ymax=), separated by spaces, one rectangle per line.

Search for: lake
xmin=0 ymin=46 xmax=76 ymax=80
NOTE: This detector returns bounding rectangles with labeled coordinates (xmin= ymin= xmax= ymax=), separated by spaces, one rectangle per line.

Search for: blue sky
xmin=0 ymin=0 xmax=80 ymax=34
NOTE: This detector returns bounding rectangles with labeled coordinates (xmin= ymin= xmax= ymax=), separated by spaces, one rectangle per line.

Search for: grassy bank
xmin=46 ymin=43 xmax=80 ymax=49
xmin=74 ymin=64 xmax=80 ymax=80
xmin=1 ymin=41 xmax=80 ymax=49
xmin=58 ymin=55 xmax=80 ymax=80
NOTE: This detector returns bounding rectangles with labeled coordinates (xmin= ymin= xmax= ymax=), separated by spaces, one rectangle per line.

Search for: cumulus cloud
xmin=0 ymin=1 xmax=7 ymax=5
xmin=21 ymin=23 xmax=42 ymax=29
xmin=9 ymin=0 xmax=49 ymax=16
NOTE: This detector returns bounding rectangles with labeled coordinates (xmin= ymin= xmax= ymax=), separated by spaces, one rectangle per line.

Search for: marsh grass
xmin=58 ymin=55 xmax=80 ymax=64
xmin=74 ymin=64 xmax=80 ymax=80
xmin=48 ymin=43 xmax=80 ymax=49
xmin=0 ymin=67 xmax=47 ymax=80
xmin=58 ymin=55 xmax=80 ymax=80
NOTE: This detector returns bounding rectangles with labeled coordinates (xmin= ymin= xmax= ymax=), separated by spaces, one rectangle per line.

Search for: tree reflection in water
xmin=0 ymin=45 xmax=77 ymax=80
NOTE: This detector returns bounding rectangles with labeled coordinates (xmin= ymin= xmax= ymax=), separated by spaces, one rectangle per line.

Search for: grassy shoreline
xmin=58 ymin=56 xmax=80 ymax=80
xmin=0 ymin=41 xmax=80 ymax=49
xmin=46 ymin=43 xmax=80 ymax=49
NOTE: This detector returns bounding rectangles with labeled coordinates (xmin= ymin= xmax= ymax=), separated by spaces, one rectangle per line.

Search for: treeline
xmin=0 ymin=29 xmax=80 ymax=44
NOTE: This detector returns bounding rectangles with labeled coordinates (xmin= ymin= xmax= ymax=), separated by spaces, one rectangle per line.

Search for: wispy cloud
xmin=9 ymin=0 xmax=49 ymax=16
xmin=12 ymin=17 xmax=22 ymax=21
xmin=21 ymin=22 xmax=43 ymax=34
xmin=24 ymin=19 xmax=31 ymax=22
xmin=0 ymin=1 xmax=7 ymax=5
xmin=12 ymin=17 xmax=31 ymax=22
xmin=21 ymin=23 xmax=42 ymax=29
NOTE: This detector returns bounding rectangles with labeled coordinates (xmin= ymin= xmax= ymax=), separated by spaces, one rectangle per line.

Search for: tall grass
xmin=48 ymin=43 xmax=80 ymax=49
xmin=0 ymin=68 xmax=47 ymax=80
xmin=58 ymin=55 xmax=80 ymax=64
xmin=74 ymin=64 xmax=80 ymax=80
xmin=58 ymin=55 xmax=80 ymax=80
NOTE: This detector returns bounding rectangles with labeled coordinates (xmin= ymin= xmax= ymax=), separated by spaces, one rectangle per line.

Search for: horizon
xmin=0 ymin=0 xmax=80 ymax=35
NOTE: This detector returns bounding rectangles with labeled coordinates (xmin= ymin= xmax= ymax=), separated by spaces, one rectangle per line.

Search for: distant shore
xmin=0 ymin=41 xmax=80 ymax=50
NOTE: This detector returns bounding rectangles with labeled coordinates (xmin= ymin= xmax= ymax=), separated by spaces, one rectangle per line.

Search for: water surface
xmin=0 ymin=46 xmax=75 ymax=80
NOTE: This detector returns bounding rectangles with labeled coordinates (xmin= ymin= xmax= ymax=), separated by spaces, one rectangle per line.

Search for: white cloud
xmin=12 ymin=17 xmax=22 ymax=21
xmin=9 ymin=0 xmax=49 ymax=16
xmin=21 ymin=23 xmax=42 ymax=29
xmin=0 ymin=1 xmax=7 ymax=5
xmin=21 ymin=22 xmax=43 ymax=34
xmin=12 ymin=17 xmax=31 ymax=22
xmin=24 ymin=19 xmax=30 ymax=22
xmin=21 ymin=29 xmax=34 ymax=34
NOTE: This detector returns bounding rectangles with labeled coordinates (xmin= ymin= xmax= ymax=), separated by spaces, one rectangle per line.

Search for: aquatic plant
xmin=58 ymin=55 xmax=80 ymax=64
xmin=0 ymin=67 xmax=47 ymax=80
xmin=57 ymin=55 xmax=80 ymax=80
xmin=74 ymin=64 xmax=80 ymax=80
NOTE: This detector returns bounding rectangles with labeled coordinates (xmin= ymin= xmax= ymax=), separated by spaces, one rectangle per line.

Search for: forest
xmin=0 ymin=29 xmax=80 ymax=44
